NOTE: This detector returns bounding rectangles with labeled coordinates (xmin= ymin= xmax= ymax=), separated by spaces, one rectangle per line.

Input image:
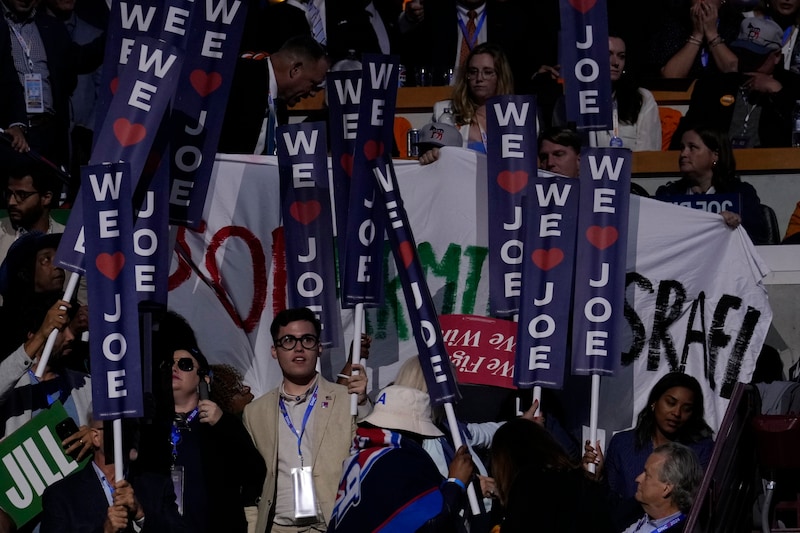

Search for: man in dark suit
xmin=241 ymin=0 xmax=403 ymax=64
xmin=1 ymin=0 xmax=103 ymax=170
xmin=399 ymin=0 xmax=558 ymax=93
xmin=219 ymin=35 xmax=329 ymax=155
xmin=0 ymin=16 xmax=27 ymax=153
xmin=40 ymin=417 xmax=186 ymax=532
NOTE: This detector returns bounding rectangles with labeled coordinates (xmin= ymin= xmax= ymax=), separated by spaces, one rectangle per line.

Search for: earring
xmin=713 ymin=160 xmax=718 ymax=167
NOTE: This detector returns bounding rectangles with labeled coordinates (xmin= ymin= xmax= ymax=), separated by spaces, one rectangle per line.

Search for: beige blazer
xmin=243 ymin=376 xmax=356 ymax=532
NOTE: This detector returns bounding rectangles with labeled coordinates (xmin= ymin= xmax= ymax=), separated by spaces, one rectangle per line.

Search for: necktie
xmin=306 ymin=1 xmax=326 ymax=46
xmin=459 ymin=10 xmax=477 ymax=67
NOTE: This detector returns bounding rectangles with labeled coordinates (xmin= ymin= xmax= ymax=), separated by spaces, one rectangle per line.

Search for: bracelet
xmin=708 ymin=35 xmax=723 ymax=48
xmin=687 ymin=35 xmax=703 ymax=46
xmin=446 ymin=477 xmax=467 ymax=491
xmin=336 ymin=373 xmax=350 ymax=380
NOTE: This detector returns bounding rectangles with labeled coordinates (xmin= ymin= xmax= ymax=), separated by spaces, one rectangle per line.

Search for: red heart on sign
xmin=340 ymin=153 xmax=354 ymax=177
xmin=497 ymin=170 xmax=528 ymax=194
xmin=113 ymin=118 xmax=147 ymax=147
xmin=190 ymin=69 xmax=223 ymax=97
xmin=110 ymin=77 xmax=119 ymax=95
xmin=586 ymin=226 xmax=619 ymax=250
xmin=398 ymin=241 xmax=414 ymax=268
xmin=531 ymin=248 xmax=564 ymax=271
xmin=568 ymin=0 xmax=597 ymax=13
xmin=290 ymin=201 xmax=322 ymax=225
xmin=96 ymin=252 xmax=125 ymax=280
xmin=363 ymin=140 xmax=384 ymax=161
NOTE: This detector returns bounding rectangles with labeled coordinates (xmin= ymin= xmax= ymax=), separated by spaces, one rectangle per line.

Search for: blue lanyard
xmin=279 ymin=384 xmax=319 ymax=464
xmin=28 ymin=370 xmax=60 ymax=405
xmin=642 ymin=513 xmax=685 ymax=533
xmin=457 ymin=10 xmax=486 ymax=53
xmin=170 ymin=408 xmax=198 ymax=462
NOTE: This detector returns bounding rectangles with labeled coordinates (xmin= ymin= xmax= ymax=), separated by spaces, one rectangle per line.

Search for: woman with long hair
xmin=419 ymin=43 xmax=514 ymax=164
xmin=583 ymin=372 xmax=714 ymax=529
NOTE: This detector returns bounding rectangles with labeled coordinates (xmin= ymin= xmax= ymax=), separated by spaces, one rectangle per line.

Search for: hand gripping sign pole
xmin=35 ymin=272 xmax=80 ymax=378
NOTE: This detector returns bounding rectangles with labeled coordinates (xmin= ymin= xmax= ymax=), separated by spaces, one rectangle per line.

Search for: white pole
xmin=350 ymin=303 xmax=364 ymax=416
xmin=443 ymin=402 xmax=481 ymax=515
xmin=113 ymin=418 xmax=123 ymax=481
xmin=36 ymin=272 xmax=80 ymax=378
xmin=587 ymin=373 xmax=601 ymax=475
xmin=532 ymin=386 xmax=542 ymax=417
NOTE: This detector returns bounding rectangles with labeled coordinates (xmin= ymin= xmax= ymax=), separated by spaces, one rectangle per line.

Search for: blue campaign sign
xmin=82 ymin=162 xmax=144 ymax=419
xmin=277 ymin=122 xmax=344 ymax=349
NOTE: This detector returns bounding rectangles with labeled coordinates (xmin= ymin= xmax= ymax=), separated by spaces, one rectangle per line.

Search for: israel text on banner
xmin=372 ymin=157 xmax=460 ymax=405
xmin=82 ymin=163 xmax=144 ymax=419
xmin=515 ymin=172 xmax=580 ymax=389
xmin=277 ymin=122 xmax=344 ymax=348
xmin=571 ymin=148 xmax=631 ymax=376
xmin=326 ymin=69 xmax=362 ymax=264
xmin=558 ymin=0 xmax=613 ymax=131
xmin=484 ymin=95 xmax=538 ymax=318
xmin=341 ymin=54 xmax=400 ymax=308
xmin=0 ymin=402 xmax=89 ymax=528
xmin=57 ymin=36 xmax=184 ymax=274
xmin=168 ymin=151 xmax=772 ymax=432
xmin=168 ymin=0 xmax=248 ymax=227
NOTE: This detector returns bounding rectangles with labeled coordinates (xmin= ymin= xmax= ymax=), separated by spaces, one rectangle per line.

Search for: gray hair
xmin=654 ymin=442 xmax=703 ymax=513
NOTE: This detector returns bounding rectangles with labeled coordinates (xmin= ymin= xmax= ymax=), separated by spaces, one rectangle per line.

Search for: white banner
xmin=168 ymin=149 xmax=772 ymax=434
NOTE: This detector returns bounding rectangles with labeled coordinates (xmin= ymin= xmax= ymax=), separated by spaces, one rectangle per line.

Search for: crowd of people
xmin=1 ymin=0 xmax=800 ymax=532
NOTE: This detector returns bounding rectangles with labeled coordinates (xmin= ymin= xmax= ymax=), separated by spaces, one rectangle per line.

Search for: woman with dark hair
xmin=583 ymin=372 xmax=714 ymax=529
xmin=419 ymin=42 xmax=514 ymax=164
xmin=656 ymin=125 xmax=767 ymax=243
xmin=491 ymin=418 xmax=614 ymax=532
xmin=592 ymin=35 xmax=661 ymax=151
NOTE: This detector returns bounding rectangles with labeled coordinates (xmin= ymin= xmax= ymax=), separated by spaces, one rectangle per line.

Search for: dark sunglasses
xmin=161 ymin=357 xmax=195 ymax=372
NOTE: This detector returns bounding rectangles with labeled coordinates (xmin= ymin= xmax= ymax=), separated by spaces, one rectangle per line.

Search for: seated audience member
xmin=538 ymin=127 xmax=581 ymax=178
xmin=491 ymin=418 xmax=615 ymax=533
xmin=622 ymin=442 xmax=703 ymax=533
xmin=593 ymin=34 xmax=662 ymax=151
xmin=419 ymin=42 xmax=514 ymax=165
xmin=327 ymin=385 xmax=474 ymax=532
xmin=659 ymin=126 xmax=768 ymax=243
xmin=783 ymin=201 xmax=800 ymax=243
xmin=41 ymin=415 xmax=187 ymax=533
xmin=0 ymin=296 xmax=94 ymax=462
xmin=243 ymin=307 xmax=370 ymax=533
xmin=1 ymin=160 xmax=64 ymax=264
xmin=583 ymin=372 xmax=714 ymax=530
xmin=208 ymin=363 xmax=253 ymax=417
xmin=652 ymin=0 xmax=743 ymax=78
xmin=155 ymin=312 xmax=265 ymax=533
xmin=671 ymin=17 xmax=800 ymax=149
xmin=744 ymin=0 xmax=800 ymax=74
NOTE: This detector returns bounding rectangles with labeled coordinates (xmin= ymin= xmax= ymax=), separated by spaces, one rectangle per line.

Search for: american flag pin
xmin=322 ymin=401 xmax=330 ymax=409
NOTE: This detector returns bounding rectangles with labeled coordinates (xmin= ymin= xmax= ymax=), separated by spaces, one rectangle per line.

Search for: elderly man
xmin=243 ymin=307 xmax=369 ymax=533
xmin=623 ymin=442 xmax=703 ymax=533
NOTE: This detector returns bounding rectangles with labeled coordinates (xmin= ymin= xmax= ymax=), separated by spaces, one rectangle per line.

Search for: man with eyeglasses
xmin=243 ymin=307 xmax=370 ymax=533
xmin=1 ymin=159 xmax=63 ymax=267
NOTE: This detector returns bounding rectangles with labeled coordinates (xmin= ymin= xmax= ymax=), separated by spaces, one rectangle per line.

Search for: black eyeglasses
xmin=275 ymin=334 xmax=320 ymax=350
xmin=4 ymin=189 xmax=39 ymax=203
xmin=161 ymin=357 xmax=195 ymax=372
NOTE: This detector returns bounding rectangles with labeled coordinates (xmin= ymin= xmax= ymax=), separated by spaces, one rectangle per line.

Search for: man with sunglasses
xmin=243 ymin=307 xmax=370 ymax=533
xmin=1 ymin=159 xmax=63 ymax=268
